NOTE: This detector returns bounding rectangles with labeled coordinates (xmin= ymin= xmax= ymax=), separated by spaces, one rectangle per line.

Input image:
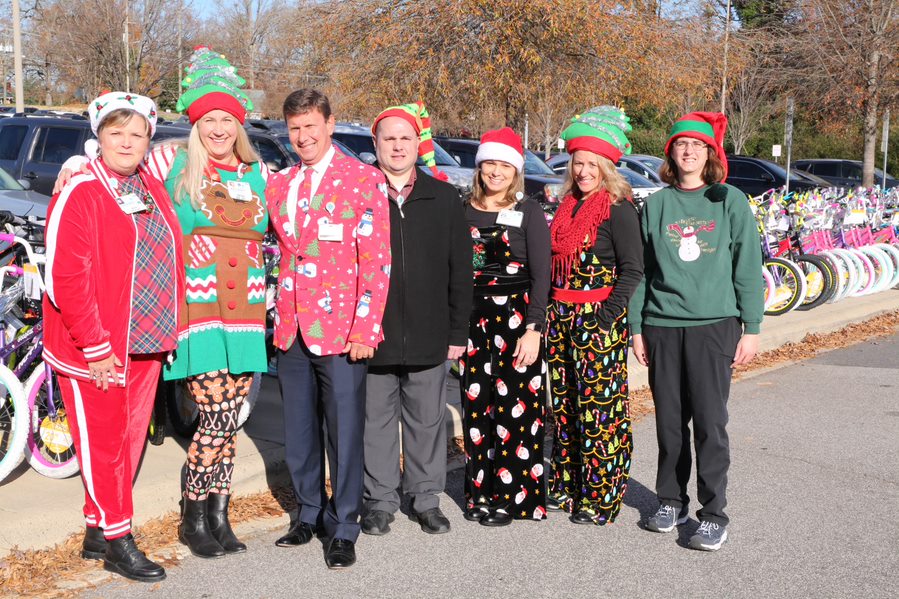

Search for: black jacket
xmin=370 ymin=169 xmax=473 ymax=366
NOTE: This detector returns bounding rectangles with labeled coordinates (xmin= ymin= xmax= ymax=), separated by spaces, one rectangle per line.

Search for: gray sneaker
xmin=645 ymin=504 xmax=689 ymax=533
xmin=689 ymin=520 xmax=728 ymax=551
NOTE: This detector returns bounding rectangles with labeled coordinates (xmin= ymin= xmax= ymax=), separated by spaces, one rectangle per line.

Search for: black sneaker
xmin=689 ymin=520 xmax=728 ymax=551
xmin=645 ymin=504 xmax=689 ymax=533
xmin=361 ymin=510 xmax=395 ymax=536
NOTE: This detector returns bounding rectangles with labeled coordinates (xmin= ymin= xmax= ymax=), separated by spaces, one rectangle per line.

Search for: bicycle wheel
xmin=874 ymin=243 xmax=899 ymax=288
xmin=762 ymin=267 xmax=777 ymax=310
xmin=764 ymin=258 xmax=805 ymax=316
xmin=846 ymin=248 xmax=877 ymax=297
xmin=0 ymin=365 xmax=28 ymax=483
xmin=819 ymin=251 xmax=848 ymax=303
xmin=165 ymin=380 xmax=199 ymax=438
xmin=796 ymin=254 xmax=836 ymax=311
xmin=858 ymin=246 xmax=894 ymax=294
xmin=830 ymin=249 xmax=861 ymax=299
xmin=147 ymin=379 xmax=167 ymax=446
xmin=23 ymin=362 xmax=80 ymax=479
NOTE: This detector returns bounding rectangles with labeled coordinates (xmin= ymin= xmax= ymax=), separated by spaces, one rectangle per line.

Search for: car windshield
xmin=524 ymin=150 xmax=555 ymax=175
xmin=429 ymin=142 xmax=459 ymax=167
xmin=277 ymin=135 xmax=301 ymax=161
xmin=0 ymin=166 xmax=24 ymax=191
xmin=618 ymin=169 xmax=655 ymax=188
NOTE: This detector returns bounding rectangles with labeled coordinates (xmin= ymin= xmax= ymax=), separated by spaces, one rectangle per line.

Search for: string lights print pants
xmin=183 ymin=370 xmax=252 ymax=500
xmin=546 ymin=300 xmax=632 ymax=525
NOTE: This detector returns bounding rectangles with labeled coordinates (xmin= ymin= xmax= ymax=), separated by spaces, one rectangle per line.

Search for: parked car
xmin=791 ymin=159 xmax=898 ymax=189
xmin=433 ymin=136 xmax=564 ymax=203
xmin=0 ymin=165 xmax=49 ymax=219
xmin=617 ymin=168 xmax=662 ymax=203
xmin=544 ymin=151 xmax=664 ymax=185
xmin=332 ymin=123 xmax=475 ymax=192
xmin=726 ymin=156 xmax=821 ymax=197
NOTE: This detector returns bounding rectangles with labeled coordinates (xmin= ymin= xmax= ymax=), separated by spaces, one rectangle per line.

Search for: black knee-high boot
xmin=179 ymin=498 xmax=225 ymax=558
xmin=207 ymin=493 xmax=247 ymax=554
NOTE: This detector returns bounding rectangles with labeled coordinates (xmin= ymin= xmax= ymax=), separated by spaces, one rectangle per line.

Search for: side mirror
xmin=359 ymin=152 xmax=377 ymax=165
xmin=17 ymin=179 xmax=31 ymax=190
xmin=760 ymin=171 xmax=775 ymax=183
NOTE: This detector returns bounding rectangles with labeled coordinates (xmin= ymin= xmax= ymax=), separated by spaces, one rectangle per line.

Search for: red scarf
xmin=550 ymin=189 xmax=615 ymax=282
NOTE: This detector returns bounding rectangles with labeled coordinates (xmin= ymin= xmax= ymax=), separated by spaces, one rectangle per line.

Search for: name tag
xmin=116 ymin=193 xmax=147 ymax=214
xmin=496 ymin=209 xmax=523 ymax=228
xmin=319 ymin=222 xmax=344 ymax=242
xmin=227 ymin=180 xmax=253 ymax=202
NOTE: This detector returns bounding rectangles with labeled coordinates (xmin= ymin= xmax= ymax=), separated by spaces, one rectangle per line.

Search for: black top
xmin=464 ymin=198 xmax=552 ymax=329
xmin=370 ymin=168 xmax=473 ymax=367
xmin=571 ymin=199 xmax=644 ymax=329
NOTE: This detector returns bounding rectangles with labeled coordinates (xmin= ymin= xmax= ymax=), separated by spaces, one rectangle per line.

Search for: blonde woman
xmin=545 ymin=107 xmax=643 ymax=525
xmin=460 ymin=127 xmax=551 ymax=526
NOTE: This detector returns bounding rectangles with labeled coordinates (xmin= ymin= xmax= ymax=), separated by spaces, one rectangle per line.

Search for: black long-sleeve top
xmin=571 ymin=199 xmax=644 ymax=329
xmin=465 ymin=198 xmax=552 ymax=329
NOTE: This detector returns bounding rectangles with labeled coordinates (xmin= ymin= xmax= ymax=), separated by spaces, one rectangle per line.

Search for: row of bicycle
xmin=756 ymin=186 xmax=899 ymax=316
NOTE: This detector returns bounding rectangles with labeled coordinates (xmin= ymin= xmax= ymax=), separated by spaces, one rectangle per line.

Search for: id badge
xmin=496 ymin=209 xmax=524 ymax=228
xmin=227 ymin=180 xmax=253 ymax=202
xmin=318 ymin=222 xmax=344 ymax=242
xmin=116 ymin=193 xmax=147 ymax=214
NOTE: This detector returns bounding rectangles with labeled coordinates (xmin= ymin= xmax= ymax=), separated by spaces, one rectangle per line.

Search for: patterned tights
xmin=183 ymin=370 xmax=251 ymax=500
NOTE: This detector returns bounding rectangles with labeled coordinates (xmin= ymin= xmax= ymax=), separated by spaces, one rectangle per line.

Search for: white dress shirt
xmin=287 ymin=143 xmax=336 ymax=232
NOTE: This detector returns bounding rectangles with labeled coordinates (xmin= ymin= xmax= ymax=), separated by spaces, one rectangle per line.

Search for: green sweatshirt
xmin=628 ymin=183 xmax=764 ymax=335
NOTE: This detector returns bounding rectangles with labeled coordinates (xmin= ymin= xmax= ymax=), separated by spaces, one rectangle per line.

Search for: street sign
xmin=772 ymin=144 xmax=782 ymax=158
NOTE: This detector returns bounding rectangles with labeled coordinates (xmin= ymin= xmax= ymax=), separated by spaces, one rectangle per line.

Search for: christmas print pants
xmin=459 ymin=292 xmax=547 ymax=520
xmin=546 ymin=299 xmax=632 ymax=525
xmin=183 ymin=370 xmax=252 ymax=500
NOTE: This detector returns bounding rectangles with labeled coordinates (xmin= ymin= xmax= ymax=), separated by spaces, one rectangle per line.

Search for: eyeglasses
xmin=672 ymin=140 xmax=708 ymax=152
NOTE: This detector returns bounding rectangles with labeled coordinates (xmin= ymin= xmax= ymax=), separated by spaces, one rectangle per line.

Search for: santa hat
xmin=89 ymin=91 xmax=158 ymax=137
xmin=475 ymin=127 xmax=524 ymax=172
xmin=176 ymin=46 xmax=253 ymax=124
xmin=560 ymin=106 xmax=632 ymax=164
xmin=371 ymin=101 xmax=448 ymax=181
xmin=664 ymin=112 xmax=729 ymax=180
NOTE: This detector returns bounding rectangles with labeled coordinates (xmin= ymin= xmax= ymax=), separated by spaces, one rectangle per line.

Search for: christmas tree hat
xmin=176 ymin=46 xmax=253 ymax=124
xmin=560 ymin=106 xmax=633 ymax=163
xmin=371 ymin=101 xmax=448 ymax=181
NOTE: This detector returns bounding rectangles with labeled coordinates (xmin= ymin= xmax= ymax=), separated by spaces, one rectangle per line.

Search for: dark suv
xmin=433 ymin=136 xmax=564 ymax=203
xmin=726 ymin=156 xmax=825 ymax=197
xmin=0 ymin=114 xmax=298 ymax=195
xmin=792 ymin=159 xmax=897 ymax=189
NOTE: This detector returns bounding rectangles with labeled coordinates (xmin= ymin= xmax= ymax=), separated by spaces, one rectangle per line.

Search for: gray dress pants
xmin=363 ymin=363 xmax=447 ymax=514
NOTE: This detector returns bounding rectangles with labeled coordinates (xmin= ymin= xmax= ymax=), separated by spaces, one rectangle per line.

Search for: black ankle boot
xmin=103 ymin=533 xmax=166 ymax=582
xmin=179 ymin=497 xmax=226 ymax=558
xmin=82 ymin=526 xmax=106 ymax=560
xmin=207 ymin=493 xmax=247 ymax=554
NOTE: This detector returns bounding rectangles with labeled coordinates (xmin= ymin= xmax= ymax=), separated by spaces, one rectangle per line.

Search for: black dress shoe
xmin=275 ymin=521 xmax=316 ymax=547
xmin=481 ymin=508 xmax=513 ymax=527
xmin=103 ymin=534 xmax=166 ymax=582
xmin=325 ymin=538 xmax=356 ymax=569
xmin=82 ymin=526 xmax=106 ymax=560
xmin=361 ymin=510 xmax=395 ymax=536
xmin=571 ymin=511 xmax=597 ymax=525
xmin=414 ymin=507 xmax=451 ymax=534
xmin=463 ymin=504 xmax=489 ymax=522
xmin=546 ymin=495 xmax=566 ymax=512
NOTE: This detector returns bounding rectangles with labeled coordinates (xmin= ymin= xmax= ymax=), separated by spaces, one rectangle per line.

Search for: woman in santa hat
xmin=546 ymin=107 xmax=643 ymax=526
xmin=460 ymin=127 xmax=551 ymax=526
xmin=629 ymin=112 xmax=763 ymax=551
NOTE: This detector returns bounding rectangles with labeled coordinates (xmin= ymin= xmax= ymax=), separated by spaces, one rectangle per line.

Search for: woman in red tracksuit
xmin=43 ymin=92 xmax=184 ymax=583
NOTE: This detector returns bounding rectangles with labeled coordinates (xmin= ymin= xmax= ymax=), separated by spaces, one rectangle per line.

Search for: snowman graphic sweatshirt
xmin=628 ymin=183 xmax=764 ymax=335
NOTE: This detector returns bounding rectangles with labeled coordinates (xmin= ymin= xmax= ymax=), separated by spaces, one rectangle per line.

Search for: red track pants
xmin=58 ymin=354 xmax=162 ymax=540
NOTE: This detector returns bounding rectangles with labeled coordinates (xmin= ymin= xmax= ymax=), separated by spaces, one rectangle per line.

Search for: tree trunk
xmin=862 ymin=48 xmax=881 ymax=188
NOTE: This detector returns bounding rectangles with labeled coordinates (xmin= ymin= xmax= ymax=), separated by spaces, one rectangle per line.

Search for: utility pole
xmin=719 ymin=0 xmax=732 ymax=113
xmin=177 ymin=3 xmax=183 ymax=104
xmin=882 ymin=110 xmax=890 ymax=190
xmin=1 ymin=40 xmax=8 ymax=105
xmin=12 ymin=0 xmax=24 ymax=112
xmin=784 ymin=98 xmax=795 ymax=194
xmin=124 ymin=0 xmax=131 ymax=93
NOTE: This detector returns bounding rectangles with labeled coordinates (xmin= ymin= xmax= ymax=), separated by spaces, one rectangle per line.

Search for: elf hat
xmin=560 ymin=106 xmax=632 ymax=164
xmin=371 ymin=101 xmax=448 ymax=181
xmin=475 ymin=127 xmax=524 ymax=173
xmin=89 ymin=91 xmax=158 ymax=137
xmin=176 ymin=46 xmax=253 ymax=124
xmin=664 ymin=112 xmax=729 ymax=179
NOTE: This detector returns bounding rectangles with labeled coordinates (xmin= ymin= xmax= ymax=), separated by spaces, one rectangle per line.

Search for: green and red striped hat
xmin=560 ymin=106 xmax=633 ymax=164
xmin=371 ymin=101 xmax=448 ymax=181
xmin=665 ymin=112 xmax=729 ymax=179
